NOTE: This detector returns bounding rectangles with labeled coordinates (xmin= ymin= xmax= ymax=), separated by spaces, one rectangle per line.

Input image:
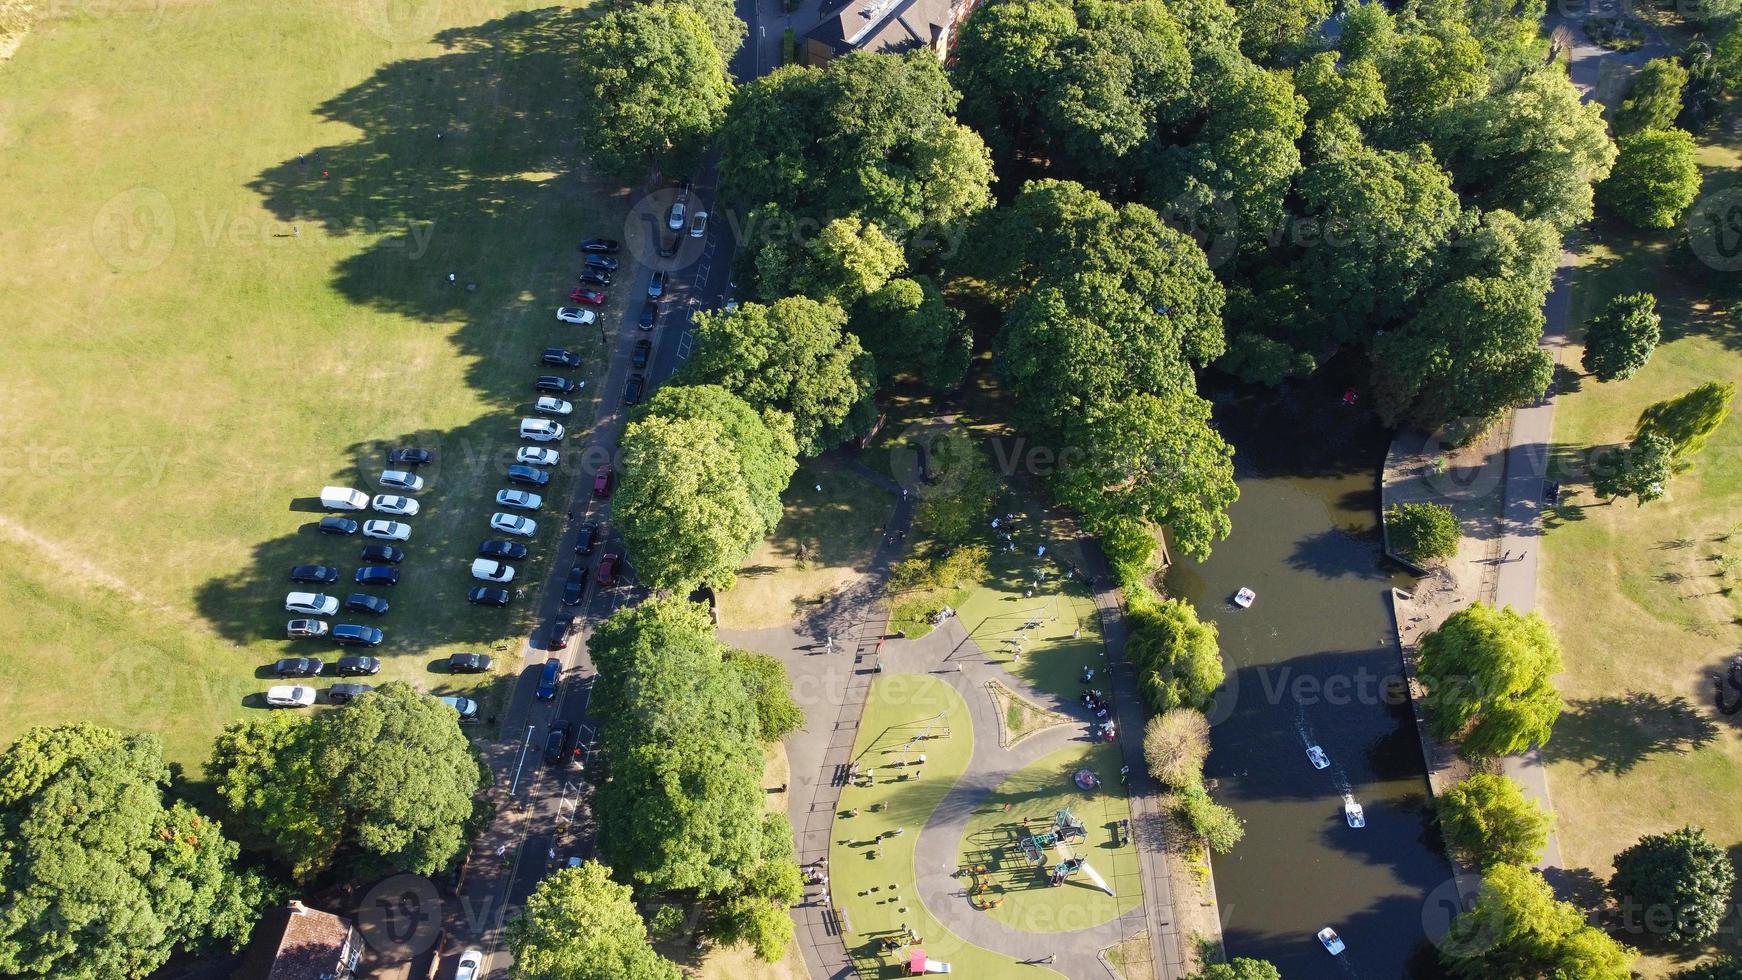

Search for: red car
xmin=593 ymin=465 xmax=613 ymax=498
xmin=597 ymin=552 xmax=620 ymax=585
xmin=569 ymin=288 xmax=606 ymax=305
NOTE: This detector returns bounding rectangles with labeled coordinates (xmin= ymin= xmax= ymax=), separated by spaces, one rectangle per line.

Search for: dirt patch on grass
xmin=986 ymin=679 xmax=1070 ymax=748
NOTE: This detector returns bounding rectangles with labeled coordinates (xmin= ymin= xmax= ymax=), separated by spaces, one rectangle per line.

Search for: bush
xmin=1385 ymin=502 xmax=1460 ymax=563
xmin=1177 ymin=784 xmax=1244 ymax=854
xmin=1610 ymin=826 xmax=1735 ymax=945
xmin=888 ymin=544 xmax=989 ymax=593
xmin=1144 ymin=709 xmax=1211 ymax=789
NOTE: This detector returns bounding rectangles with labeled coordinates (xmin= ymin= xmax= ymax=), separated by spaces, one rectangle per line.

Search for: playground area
xmin=831 ymin=674 xmax=1058 ymax=976
xmin=956 ymin=742 xmax=1144 ymax=933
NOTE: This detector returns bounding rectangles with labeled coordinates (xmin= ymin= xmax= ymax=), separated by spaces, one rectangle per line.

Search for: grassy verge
xmin=1539 ymin=122 xmax=1742 ymax=974
xmin=1106 ymin=932 xmax=1156 ymax=980
xmin=988 ymin=680 xmax=1071 ymax=747
xmin=957 ymin=743 xmax=1142 ymax=933
xmin=831 ymin=674 xmax=1057 ymax=977
xmin=0 ymin=0 xmax=618 ymax=769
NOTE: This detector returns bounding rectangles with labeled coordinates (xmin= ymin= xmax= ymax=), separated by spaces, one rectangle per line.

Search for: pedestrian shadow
xmin=1543 ymin=692 xmax=1719 ymax=774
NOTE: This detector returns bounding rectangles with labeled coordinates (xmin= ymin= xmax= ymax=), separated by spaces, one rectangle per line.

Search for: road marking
xmin=509 ymin=724 xmax=536 ymax=795
xmin=676 ymin=333 xmax=693 ymax=359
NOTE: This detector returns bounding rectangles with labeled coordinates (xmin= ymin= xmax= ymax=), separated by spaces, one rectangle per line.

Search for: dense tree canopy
xmin=208 ymin=683 xmax=484 ymax=881
xmin=1443 ymin=865 xmax=1634 ymax=979
xmin=1126 ymin=595 xmax=1225 ymax=714
xmin=655 ymin=0 xmax=745 ymax=59
xmin=1581 ymin=292 xmax=1660 ymax=381
xmin=1592 ymin=432 xmax=1674 ymax=505
xmin=1418 ymin=603 xmax=1563 ymax=757
xmin=0 ymin=725 xmax=269 ymax=980
xmin=639 ymin=384 xmax=798 ymax=535
xmin=1614 ymin=58 xmax=1690 ymax=136
xmin=1186 ymin=959 xmax=1283 ymax=980
xmin=574 ymin=4 xmax=733 ymax=183
xmin=719 ymin=52 xmax=993 ymax=239
xmin=1600 ymin=126 xmax=1702 ymax=230
xmin=1439 ymin=773 xmax=1554 ymax=868
xmin=506 ymin=861 xmax=680 ymax=980
xmin=682 ymin=297 xmax=876 ymax=456
xmin=856 ymin=274 xmax=972 ymax=390
xmin=725 ymin=649 xmax=806 ymax=742
xmin=617 ymin=413 xmax=766 ymax=591
xmin=1610 ymin=826 xmax=1735 ymax=945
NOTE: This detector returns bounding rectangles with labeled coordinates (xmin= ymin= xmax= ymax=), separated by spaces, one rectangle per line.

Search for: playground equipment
xmin=1019 ymin=808 xmax=1113 ymax=896
xmin=905 ymin=948 xmax=953 ymax=974
xmin=1073 ymin=768 xmax=1100 ymax=791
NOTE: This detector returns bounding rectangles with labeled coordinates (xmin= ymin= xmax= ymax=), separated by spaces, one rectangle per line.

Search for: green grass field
xmin=957 ymin=743 xmax=1142 ymax=933
xmin=831 ymin=674 xmax=1061 ymax=977
xmin=0 ymin=0 xmax=628 ymax=770
xmin=1539 ymin=126 xmax=1742 ymax=974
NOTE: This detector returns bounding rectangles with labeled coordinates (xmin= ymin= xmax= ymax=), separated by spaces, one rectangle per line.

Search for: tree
xmin=788 ymin=217 xmax=905 ymax=307
xmin=506 ymin=861 xmax=681 ymax=980
xmin=1442 ymin=865 xmax=1634 ymax=979
xmin=588 ymin=599 xmax=778 ymax=896
xmin=718 ymin=52 xmax=993 ymax=240
xmin=1186 ymin=959 xmax=1282 ymax=980
xmin=1581 ymin=292 xmax=1660 ymax=381
xmin=707 ymin=812 xmax=802 ymax=960
xmin=640 ymin=383 xmax=799 ymax=536
xmin=1176 ymin=784 xmax=1244 ymax=854
xmin=575 ymin=5 xmax=733 ymax=183
xmin=1613 ymin=57 xmax=1689 ymax=135
xmin=1636 ymin=381 xmax=1736 ymax=459
xmin=655 ymin=0 xmax=745 ymax=59
xmin=1681 ymin=955 xmax=1742 ymax=979
xmin=1600 ymin=127 xmax=1701 ymax=230
xmin=1592 ymin=432 xmax=1674 ymax=505
xmin=1234 ymin=0 xmax=1333 ymax=63
xmin=1126 ymin=596 xmax=1225 ymax=714
xmin=1385 ymin=502 xmax=1461 ymax=564
xmin=682 ymin=297 xmax=876 ymax=456
xmin=724 ymin=649 xmax=805 ymax=741
xmin=0 ymin=725 xmax=270 ymax=980
xmin=208 ymin=683 xmax=485 ymax=881
xmin=1438 ymin=773 xmax=1553 ymax=868
xmin=856 ymin=275 xmax=972 ymax=390
xmin=1417 ymin=603 xmax=1563 ymax=757
xmin=1440 ymin=68 xmax=1616 ymax=231
xmin=1371 ymin=276 xmax=1553 ymax=433
xmin=1100 ymin=515 xmax=1160 ymax=588
xmin=1053 ymin=391 xmax=1238 ymax=561
xmin=617 ymin=413 xmax=765 ymax=591
xmin=1610 ymin=826 xmax=1735 ymax=945
xmin=1144 ymin=708 xmax=1211 ymax=789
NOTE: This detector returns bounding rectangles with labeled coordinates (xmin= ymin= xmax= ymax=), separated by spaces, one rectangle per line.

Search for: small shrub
xmin=1385 ymin=502 xmax=1460 ymax=563
xmin=1177 ymin=784 xmax=1244 ymax=854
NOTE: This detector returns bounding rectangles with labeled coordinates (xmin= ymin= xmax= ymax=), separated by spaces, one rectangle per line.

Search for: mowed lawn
xmin=1539 ymin=130 xmax=1742 ymax=972
xmin=0 ymin=0 xmax=627 ymax=770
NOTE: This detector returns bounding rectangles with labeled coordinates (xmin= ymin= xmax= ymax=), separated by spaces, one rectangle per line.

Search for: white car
xmin=372 ymin=494 xmax=420 ymax=516
xmin=454 ymin=949 xmax=484 ymax=980
xmin=490 ymin=512 xmax=538 ymax=537
xmin=667 ymin=201 xmax=686 ymax=230
xmin=555 ymin=307 xmax=597 ymax=326
xmin=535 ymin=396 xmax=573 ymax=416
xmin=363 ymin=520 xmax=412 ymax=542
xmin=285 ymin=592 xmax=339 ymax=616
xmin=517 ymin=447 xmax=558 ymax=466
xmin=471 ymin=558 xmax=515 ymax=583
xmin=690 ymin=209 xmax=708 ymax=238
xmin=520 ymin=418 xmax=565 ymax=442
xmin=265 ymin=685 xmax=316 ymax=708
xmin=379 ymin=470 xmax=425 ymax=492
xmin=496 ymin=489 xmax=542 ymax=511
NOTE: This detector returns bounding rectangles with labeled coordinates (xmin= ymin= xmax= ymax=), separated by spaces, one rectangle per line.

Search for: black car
xmin=345 ymin=593 xmax=390 ymax=615
xmin=448 ymin=652 xmax=494 ymax=673
xmin=584 ymin=254 xmax=618 ymax=272
xmin=361 ymin=544 xmax=404 ymax=564
xmin=578 ymin=238 xmax=621 ymax=253
xmin=273 ymin=657 xmax=323 ymax=678
xmin=327 ymin=682 xmax=373 ymax=704
xmin=542 ymin=347 xmax=583 ymax=368
xmin=507 ymin=464 xmax=551 ymax=487
xmin=334 ymin=655 xmax=381 ymax=676
xmin=658 ymin=236 xmax=678 ymax=258
xmin=550 ymin=614 xmax=578 ymax=650
xmin=479 ymin=539 xmax=529 ymax=561
xmin=290 ymin=564 xmax=339 ymax=584
xmin=622 ymin=374 xmax=645 ymax=406
xmin=577 ymin=271 xmax=612 ymax=288
xmin=331 ymin=624 xmax=384 ymax=647
xmin=468 ymin=586 xmax=511 ymax=607
xmin=389 ymin=447 xmax=434 ymax=466
xmin=355 ymin=566 xmax=399 ymax=586
xmin=319 ymin=516 xmax=359 ymax=536
xmin=561 ymin=564 xmax=590 ymax=606
xmin=638 ymin=300 xmax=659 ymax=330
xmin=647 ymin=269 xmax=666 ymax=298
xmin=543 ymin=719 xmax=574 ymax=765
xmin=534 ymin=375 xmax=576 ymax=394
xmin=574 ymin=520 xmax=599 ymax=555
xmin=632 ymin=338 xmax=651 ymax=369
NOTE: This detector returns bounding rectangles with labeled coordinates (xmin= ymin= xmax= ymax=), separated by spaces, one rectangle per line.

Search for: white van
xmin=321 ymin=486 xmax=370 ymax=511
xmin=520 ymin=418 xmax=565 ymax=442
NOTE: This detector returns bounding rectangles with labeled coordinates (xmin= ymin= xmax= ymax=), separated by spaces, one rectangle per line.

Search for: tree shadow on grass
xmin=1543 ymin=692 xmax=1719 ymax=775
